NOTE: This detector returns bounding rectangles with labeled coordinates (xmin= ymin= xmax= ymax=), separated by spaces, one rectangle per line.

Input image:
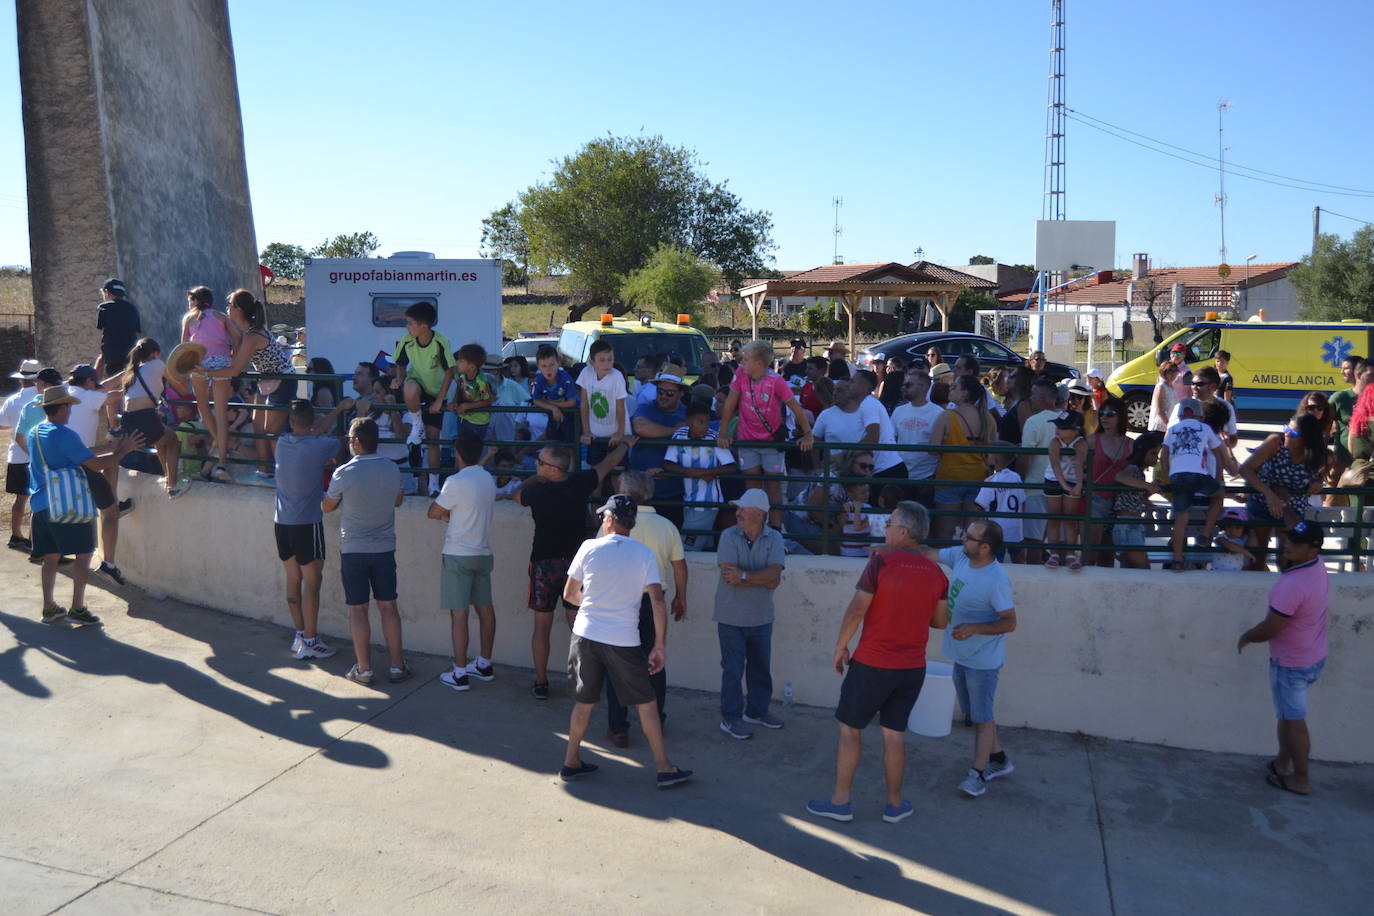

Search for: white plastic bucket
xmin=908 ymin=661 xmax=955 ymax=737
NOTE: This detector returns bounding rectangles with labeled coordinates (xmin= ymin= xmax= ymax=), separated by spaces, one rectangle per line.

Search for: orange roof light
xmin=676 ymin=314 xmax=691 ymax=325
xmin=600 ymin=313 xmax=614 ymax=326
xmin=1205 ymin=311 xmax=1218 ymax=320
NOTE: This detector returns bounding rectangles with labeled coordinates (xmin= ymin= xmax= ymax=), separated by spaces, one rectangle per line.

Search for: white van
xmin=303 ymin=257 xmax=502 ymax=373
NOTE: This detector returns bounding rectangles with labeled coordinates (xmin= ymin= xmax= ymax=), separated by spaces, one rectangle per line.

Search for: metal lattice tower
xmin=1042 ymin=0 xmax=1066 ymax=221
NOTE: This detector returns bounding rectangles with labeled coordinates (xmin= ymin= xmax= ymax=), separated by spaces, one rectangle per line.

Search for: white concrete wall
xmin=115 ymin=472 xmax=1374 ymax=763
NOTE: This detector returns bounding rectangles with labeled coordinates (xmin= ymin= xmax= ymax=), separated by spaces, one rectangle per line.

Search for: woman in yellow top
xmin=931 ymin=375 xmax=998 ymax=540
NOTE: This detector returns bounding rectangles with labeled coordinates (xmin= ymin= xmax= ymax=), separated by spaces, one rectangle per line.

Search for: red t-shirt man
xmin=852 ymin=549 xmax=948 ymax=668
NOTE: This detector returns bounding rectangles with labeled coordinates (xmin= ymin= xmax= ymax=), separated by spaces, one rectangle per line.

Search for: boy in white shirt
xmin=576 ymin=340 xmax=627 ymax=467
xmin=975 ymin=447 xmax=1025 ymax=561
xmin=1161 ymin=398 xmax=1238 ymax=571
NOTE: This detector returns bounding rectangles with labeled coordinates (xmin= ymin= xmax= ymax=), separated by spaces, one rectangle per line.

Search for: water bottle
xmin=783 ymin=681 xmax=794 ymax=708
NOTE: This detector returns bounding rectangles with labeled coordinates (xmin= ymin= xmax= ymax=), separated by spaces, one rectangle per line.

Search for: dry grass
xmin=0 ymin=272 xmax=34 ymax=315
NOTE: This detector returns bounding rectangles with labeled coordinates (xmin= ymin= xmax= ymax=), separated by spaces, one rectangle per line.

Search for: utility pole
xmin=832 ymin=196 xmax=843 ymax=265
xmin=1215 ymin=101 xmax=1231 ymax=265
xmin=1312 ymin=206 xmax=1321 ymax=256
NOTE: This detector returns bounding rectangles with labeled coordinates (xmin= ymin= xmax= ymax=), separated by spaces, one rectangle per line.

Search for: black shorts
xmin=274 ymin=522 xmax=326 ymax=565
xmin=119 ymin=407 xmax=166 ymax=448
xmin=835 ymin=660 xmax=925 ymax=731
xmin=6 ymin=462 xmax=29 ymax=496
xmin=418 ymin=392 xmax=446 ymax=430
xmin=567 ymin=634 xmax=654 ymax=706
xmin=32 ymin=510 xmax=96 ymax=557
xmin=84 ymin=467 xmax=115 ymax=511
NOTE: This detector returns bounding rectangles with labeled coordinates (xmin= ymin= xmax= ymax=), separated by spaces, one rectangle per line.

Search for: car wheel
xmin=1123 ymin=392 xmax=1151 ymax=432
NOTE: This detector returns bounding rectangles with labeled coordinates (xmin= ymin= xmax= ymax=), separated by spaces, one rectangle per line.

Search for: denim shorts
xmin=340 ymin=550 xmax=398 ymax=606
xmin=1269 ymin=657 xmax=1325 ymax=720
xmin=952 ymin=663 xmax=1001 ymax=724
xmin=934 ymin=483 xmax=981 ymax=505
xmin=1113 ymin=521 xmax=1145 ymax=548
xmin=1168 ymin=472 xmax=1218 ymax=512
xmin=735 ymin=444 xmax=785 ymax=475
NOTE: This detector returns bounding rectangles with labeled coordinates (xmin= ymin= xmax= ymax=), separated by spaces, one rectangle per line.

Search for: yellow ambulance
xmin=1107 ymin=320 xmax=1373 ymax=428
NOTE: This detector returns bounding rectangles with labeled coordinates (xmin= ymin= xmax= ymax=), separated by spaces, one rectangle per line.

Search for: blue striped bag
xmin=32 ymin=429 xmax=98 ymax=524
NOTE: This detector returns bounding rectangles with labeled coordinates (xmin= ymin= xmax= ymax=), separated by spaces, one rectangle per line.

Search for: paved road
xmin=2 ymin=545 xmax=1371 ymax=915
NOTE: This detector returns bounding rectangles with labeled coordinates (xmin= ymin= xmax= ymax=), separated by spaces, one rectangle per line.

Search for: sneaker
xmin=167 ymin=478 xmax=191 ymax=499
xmin=7 ymin=535 xmax=31 ymax=552
xmin=253 ymin=469 xmax=275 ymax=481
xmin=289 ymin=633 xmax=304 ymax=655
xmin=465 ymin=659 xmax=495 ymax=682
xmin=117 ymin=498 xmax=134 ymax=518
xmin=66 ymin=607 xmax=102 ymax=626
xmin=882 ymin=800 xmax=914 ymax=823
xmin=439 ymin=669 xmax=470 ymax=692
xmin=607 ymin=730 xmax=629 ymax=748
xmin=94 ymin=562 xmax=127 ymax=586
xmin=559 ymin=761 xmax=599 ymax=781
xmin=806 ymin=799 xmax=854 ymax=822
xmin=41 ymin=606 xmax=71 ymax=627
xmin=719 ymin=718 xmax=753 ymax=740
xmin=294 ymin=637 xmax=337 ymax=660
xmin=958 ymin=768 xmax=987 ymax=798
xmin=388 ymin=664 xmax=414 ymax=684
xmin=742 ymin=712 xmax=784 ymax=729
xmin=344 ymin=665 xmax=374 ymax=686
xmin=532 ymin=681 xmax=550 ymax=700
xmin=983 ymin=758 xmax=1015 ymax=782
xmin=656 ymin=767 xmax=693 ymax=788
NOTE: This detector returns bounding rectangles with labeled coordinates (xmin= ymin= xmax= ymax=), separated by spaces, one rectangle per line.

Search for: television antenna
xmin=1216 ymin=100 xmax=1232 ymax=269
xmin=1042 ymin=0 xmax=1066 ymax=221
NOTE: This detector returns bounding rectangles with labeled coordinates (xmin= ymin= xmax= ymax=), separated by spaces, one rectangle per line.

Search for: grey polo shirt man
xmin=713 ymin=525 xmax=786 ymax=627
xmin=326 ymin=454 xmax=403 ymax=553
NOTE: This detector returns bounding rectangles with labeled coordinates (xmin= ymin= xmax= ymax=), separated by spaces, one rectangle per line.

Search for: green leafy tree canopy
xmin=480 ymin=202 xmax=530 ymax=289
xmin=506 ymin=135 xmax=773 ymax=314
xmin=967 ymin=254 xmax=995 ymax=265
xmin=1290 ymin=227 xmax=1374 ymax=322
xmin=310 ymin=231 xmax=381 ymax=260
xmin=259 ymin=242 xmax=307 ymax=280
xmin=620 ymin=245 xmax=721 ymax=324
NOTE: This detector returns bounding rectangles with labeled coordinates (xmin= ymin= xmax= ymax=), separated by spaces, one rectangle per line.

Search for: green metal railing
xmin=152 ymin=369 xmax=1372 ymax=569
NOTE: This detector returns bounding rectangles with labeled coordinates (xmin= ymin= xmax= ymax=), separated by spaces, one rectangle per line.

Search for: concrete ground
xmin=2 ymin=546 xmax=1372 ymax=916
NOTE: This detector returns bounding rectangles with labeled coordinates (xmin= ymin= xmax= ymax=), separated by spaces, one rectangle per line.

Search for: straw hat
xmin=165 ymin=342 xmax=208 ymax=386
xmin=40 ymin=387 xmax=79 ymax=408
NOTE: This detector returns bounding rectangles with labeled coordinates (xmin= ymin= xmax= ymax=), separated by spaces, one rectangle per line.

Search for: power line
xmin=1319 ymin=208 xmax=1374 ymax=226
xmin=1065 ymin=114 xmax=1374 ymax=198
xmin=1066 ymin=107 xmax=1374 ymax=195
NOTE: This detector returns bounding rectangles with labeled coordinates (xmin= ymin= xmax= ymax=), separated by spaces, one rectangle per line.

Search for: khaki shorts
xmin=441 ymin=554 xmax=494 ymax=609
xmin=568 ymin=635 xmax=654 ymax=705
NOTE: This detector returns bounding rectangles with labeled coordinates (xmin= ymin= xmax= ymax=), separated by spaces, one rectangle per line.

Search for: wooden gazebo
xmin=735 ymin=261 xmax=996 ymax=354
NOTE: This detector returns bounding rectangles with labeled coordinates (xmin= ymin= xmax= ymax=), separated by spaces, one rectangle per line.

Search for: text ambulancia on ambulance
xmin=1106 ymin=320 xmax=1373 ymax=428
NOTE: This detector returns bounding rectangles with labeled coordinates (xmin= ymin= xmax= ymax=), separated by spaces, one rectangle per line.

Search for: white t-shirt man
xmin=1020 ymin=409 xmax=1059 ymax=483
xmin=976 ymin=468 xmax=1025 ymax=546
xmin=1163 ymin=418 xmax=1221 ymax=476
xmin=66 ymin=385 xmax=112 ymax=448
xmin=435 ymin=465 xmax=496 ymax=556
xmin=811 ymin=396 xmax=901 ymax=473
xmin=890 ymin=400 xmax=945 ymax=479
xmin=0 ymin=387 xmax=34 ymax=465
xmin=567 ymin=533 xmax=660 ymax=647
xmin=575 ymin=365 xmax=629 ymax=438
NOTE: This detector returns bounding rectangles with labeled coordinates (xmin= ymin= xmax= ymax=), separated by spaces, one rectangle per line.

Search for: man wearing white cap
xmin=1 ymin=359 xmax=41 ymax=550
xmin=715 ymin=488 xmax=787 ymax=740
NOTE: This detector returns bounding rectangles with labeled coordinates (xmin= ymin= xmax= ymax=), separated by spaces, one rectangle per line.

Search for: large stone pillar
xmin=17 ymin=0 xmax=259 ymax=371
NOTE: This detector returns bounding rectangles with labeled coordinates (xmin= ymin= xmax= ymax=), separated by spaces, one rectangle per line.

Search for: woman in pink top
xmin=181 ymin=286 xmax=239 ymax=483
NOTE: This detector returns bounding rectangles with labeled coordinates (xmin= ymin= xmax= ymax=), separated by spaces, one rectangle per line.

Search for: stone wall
xmin=17 ymin=0 xmax=259 ymax=370
xmin=113 ymin=472 xmax=1374 ymax=763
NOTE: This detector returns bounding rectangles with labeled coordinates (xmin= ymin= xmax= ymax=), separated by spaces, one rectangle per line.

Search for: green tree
xmin=950 ymin=289 xmax=998 ymax=332
xmin=259 ymin=242 xmax=307 ymax=280
xmin=480 ymin=202 xmax=530 ymax=290
xmin=515 ymin=135 xmax=773 ymax=316
xmin=619 ymin=244 xmax=720 ymax=324
xmin=967 ymin=254 xmax=995 ymax=265
xmin=310 ymin=231 xmax=380 ymax=260
xmin=1290 ymin=227 xmax=1374 ymax=322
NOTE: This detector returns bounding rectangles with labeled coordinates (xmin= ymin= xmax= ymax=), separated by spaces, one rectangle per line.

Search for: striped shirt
xmin=664 ymin=427 xmax=735 ymax=508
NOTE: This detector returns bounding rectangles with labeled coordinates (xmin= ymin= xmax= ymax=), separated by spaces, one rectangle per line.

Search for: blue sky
xmin=1 ymin=0 xmax=1372 ymax=273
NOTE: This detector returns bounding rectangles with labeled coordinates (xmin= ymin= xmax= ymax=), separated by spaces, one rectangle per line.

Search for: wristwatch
xmin=741 ymin=571 xmax=749 ymax=583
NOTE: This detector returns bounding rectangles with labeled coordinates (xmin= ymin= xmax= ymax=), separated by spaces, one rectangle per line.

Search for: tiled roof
xmin=996 ymin=262 xmax=1298 ymax=307
xmin=908 ymin=261 xmax=998 ymax=289
xmin=741 ymin=261 xmax=987 ymax=293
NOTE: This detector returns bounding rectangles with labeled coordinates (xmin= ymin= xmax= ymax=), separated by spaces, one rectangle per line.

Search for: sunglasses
xmin=962 ymin=533 xmax=987 ymax=544
xmin=536 ymin=457 xmax=563 ymax=469
xmin=1284 ymin=426 xmax=1301 ymax=438
xmin=1100 ymin=409 xmax=1119 ymax=417
xmin=1190 ymin=381 xmax=1214 ymax=388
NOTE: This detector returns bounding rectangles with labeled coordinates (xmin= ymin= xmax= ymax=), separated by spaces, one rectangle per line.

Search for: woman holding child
xmin=1240 ymin=412 xmax=1329 ymax=570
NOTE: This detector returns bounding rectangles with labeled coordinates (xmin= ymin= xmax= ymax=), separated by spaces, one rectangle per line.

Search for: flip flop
xmin=1265 ymin=772 xmax=1309 ymax=796
xmin=1265 ymin=760 xmax=1284 ymax=780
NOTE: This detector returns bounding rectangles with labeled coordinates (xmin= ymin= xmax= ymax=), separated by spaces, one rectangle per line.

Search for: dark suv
xmin=856 ymin=331 xmax=1080 ymax=383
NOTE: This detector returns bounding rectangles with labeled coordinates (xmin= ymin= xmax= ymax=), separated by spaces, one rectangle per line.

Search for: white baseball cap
xmin=1086 ymin=367 xmax=1103 ymax=379
xmin=731 ymin=489 xmax=771 ymax=512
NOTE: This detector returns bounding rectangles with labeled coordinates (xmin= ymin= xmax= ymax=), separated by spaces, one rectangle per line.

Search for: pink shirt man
xmin=1267 ymin=558 xmax=1328 ymax=668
